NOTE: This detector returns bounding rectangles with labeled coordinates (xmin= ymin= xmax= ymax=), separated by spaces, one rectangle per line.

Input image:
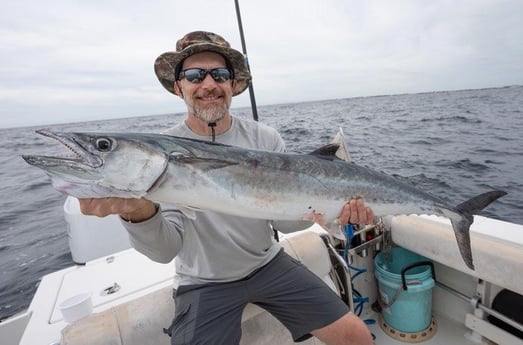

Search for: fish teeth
xmin=35 ymin=130 xmax=83 ymax=159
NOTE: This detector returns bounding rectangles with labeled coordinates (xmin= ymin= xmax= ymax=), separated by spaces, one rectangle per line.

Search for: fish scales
xmin=22 ymin=131 xmax=506 ymax=270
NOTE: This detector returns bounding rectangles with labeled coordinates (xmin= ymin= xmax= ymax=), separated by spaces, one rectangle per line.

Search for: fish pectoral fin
xmin=169 ymin=155 xmax=237 ymax=171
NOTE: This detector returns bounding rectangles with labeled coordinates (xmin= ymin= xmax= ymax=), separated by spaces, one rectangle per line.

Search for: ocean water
xmin=1 ymin=86 xmax=522 ymax=320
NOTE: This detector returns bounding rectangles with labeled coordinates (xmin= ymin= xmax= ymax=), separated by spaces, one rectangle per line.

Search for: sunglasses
xmin=178 ymin=68 xmax=232 ymax=84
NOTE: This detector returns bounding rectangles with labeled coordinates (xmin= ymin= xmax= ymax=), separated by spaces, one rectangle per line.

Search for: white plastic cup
xmin=58 ymin=292 xmax=93 ymax=323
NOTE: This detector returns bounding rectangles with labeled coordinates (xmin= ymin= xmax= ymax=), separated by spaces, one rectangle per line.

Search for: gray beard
xmin=192 ymin=102 xmax=228 ymax=124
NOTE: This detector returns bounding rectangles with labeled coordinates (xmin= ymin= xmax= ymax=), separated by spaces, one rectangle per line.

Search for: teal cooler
xmin=374 ymin=247 xmax=435 ymax=333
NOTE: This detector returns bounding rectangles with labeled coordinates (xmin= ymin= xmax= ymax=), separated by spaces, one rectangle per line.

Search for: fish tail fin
xmin=454 ymin=191 xmax=507 ymax=215
xmin=446 ymin=190 xmax=507 ymax=270
xmin=448 ymin=214 xmax=474 ymax=270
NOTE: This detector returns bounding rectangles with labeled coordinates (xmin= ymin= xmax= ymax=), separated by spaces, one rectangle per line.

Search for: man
xmin=80 ymin=31 xmax=374 ymax=345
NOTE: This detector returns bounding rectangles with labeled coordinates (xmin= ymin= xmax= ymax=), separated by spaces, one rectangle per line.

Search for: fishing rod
xmin=234 ymin=0 xmax=259 ymax=121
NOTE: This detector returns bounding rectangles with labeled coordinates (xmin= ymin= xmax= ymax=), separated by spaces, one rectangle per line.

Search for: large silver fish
xmin=23 ymin=130 xmax=506 ymax=270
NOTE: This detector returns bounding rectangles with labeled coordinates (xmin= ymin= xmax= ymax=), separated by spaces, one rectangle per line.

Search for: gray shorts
xmin=167 ymin=249 xmax=349 ymax=344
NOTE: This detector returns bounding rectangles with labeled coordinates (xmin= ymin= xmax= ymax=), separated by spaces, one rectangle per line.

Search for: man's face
xmin=176 ymin=51 xmax=235 ymax=124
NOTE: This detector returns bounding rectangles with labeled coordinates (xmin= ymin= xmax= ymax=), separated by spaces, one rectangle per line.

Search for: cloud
xmin=0 ymin=0 xmax=522 ymax=128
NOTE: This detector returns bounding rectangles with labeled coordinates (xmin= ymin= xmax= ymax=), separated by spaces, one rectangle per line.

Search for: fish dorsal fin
xmin=330 ymin=128 xmax=351 ymax=163
xmin=308 ymin=128 xmax=352 ymax=162
xmin=308 ymin=144 xmax=341 ymax=159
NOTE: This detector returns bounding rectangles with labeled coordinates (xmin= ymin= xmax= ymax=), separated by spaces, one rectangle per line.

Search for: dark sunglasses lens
xmin=210 ymin=68 xmax=231 ymax=82
xmin=182 ymin=69 xmax=206 ymax=83
xmin=181 ymin=68 xmax=232 ymax=83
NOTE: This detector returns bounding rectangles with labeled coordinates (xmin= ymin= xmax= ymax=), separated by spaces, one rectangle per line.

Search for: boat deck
xmin=4 ymin=220 xmax=522 ymax=345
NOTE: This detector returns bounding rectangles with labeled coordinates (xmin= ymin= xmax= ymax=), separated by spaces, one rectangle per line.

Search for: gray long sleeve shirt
xmin=123 ymin=116 xmax=287 ymax=287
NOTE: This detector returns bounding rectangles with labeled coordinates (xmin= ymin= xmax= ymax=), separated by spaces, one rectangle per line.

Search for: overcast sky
xmin=1 ymin=0 xmax=522 ymax=128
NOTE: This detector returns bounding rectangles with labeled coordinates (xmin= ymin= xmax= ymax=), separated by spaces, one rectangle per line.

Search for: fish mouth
xmin=22 ymin=130 xmax=103 ymax=169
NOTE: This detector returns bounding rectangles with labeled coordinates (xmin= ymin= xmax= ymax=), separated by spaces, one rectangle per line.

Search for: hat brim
xmin=154 ymin=43 xmax=251 ymax=97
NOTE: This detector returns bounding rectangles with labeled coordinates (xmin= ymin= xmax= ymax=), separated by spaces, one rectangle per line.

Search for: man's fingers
xmin=365 ymin=206 xmax=375 ymax=223
xmin=339 ymin=198 xmax=374 ymax=225
xmin=78 ymin=197 xmax=145 ymax=217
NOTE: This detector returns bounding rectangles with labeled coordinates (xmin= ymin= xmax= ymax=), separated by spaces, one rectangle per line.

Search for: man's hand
xmin=338 ymin=198 xmax=374 ymax=225
xmin=78 ymin=198 xmax=157 ymax=223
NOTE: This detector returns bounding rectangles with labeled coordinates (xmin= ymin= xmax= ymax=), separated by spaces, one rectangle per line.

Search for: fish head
xmin=22 ymin=130 xmax=168 ymax=198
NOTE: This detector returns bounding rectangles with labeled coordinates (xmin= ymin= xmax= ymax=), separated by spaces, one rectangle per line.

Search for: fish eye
xmin=95 ymin=137 xmax=113 ymax=152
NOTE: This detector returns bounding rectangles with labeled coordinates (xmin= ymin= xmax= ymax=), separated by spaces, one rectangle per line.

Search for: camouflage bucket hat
xmin=154 ymin=31 xmax=251 ymax=96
